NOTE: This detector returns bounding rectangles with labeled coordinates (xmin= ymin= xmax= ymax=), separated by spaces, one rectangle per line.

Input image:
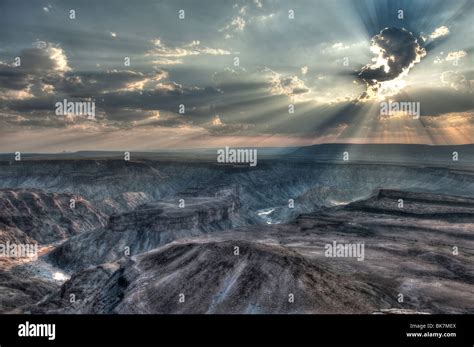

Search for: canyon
xmin=0 ymin=144 xmax=473 ymax=314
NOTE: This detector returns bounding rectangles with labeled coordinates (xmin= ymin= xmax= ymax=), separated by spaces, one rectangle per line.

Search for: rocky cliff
xmin=0 ymin=188 xmax=107 ymax=244
xmin=37 ymin=189 xmax=474 ymax=314
xmin=48 ymin=195 xmax=245 ymax=270
xmin=37 ymin=240 xmax=395 ymax=314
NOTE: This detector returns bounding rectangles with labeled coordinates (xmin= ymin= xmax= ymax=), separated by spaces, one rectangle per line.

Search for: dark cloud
xmin=358 ymin=27 xmax=426 ymax=96
xmin=97 ymin=84 xmax=222 ymax=118
xmin=57 ymin=69 xmax=168 ymax=97
xmin=0 ymin=62 xmax=31 ymax=91
xmin=292 ymin=87 xmax=310 ymax=94
xmin=0 ymin=42 xmax=70 ymax=99
xmin=394 ymin=87 xmax=474 ymax=116
xmin=0 ymin=0 xmax=472 ymax=147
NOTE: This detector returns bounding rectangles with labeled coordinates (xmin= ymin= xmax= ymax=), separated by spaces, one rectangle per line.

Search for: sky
xmin=0 ymin=0 xmax=473 ymax=152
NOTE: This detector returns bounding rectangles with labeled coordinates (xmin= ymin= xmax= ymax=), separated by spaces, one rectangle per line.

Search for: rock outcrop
xmin=39 ymin=189 xmax=474 ymax=314
xmin=0 ymin=189 xmax=107 ymax=244
xmin=48 ymin=195 xmax=245 ymax=270
xmin=38 ymin=241 xmax=395 ymax=314
xmin=1 ymin=150 xmax=473 ymax=314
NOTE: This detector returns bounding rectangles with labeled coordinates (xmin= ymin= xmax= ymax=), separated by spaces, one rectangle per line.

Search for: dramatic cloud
xmin=147 ymin=39 xmax=231 ymax=66
xmin=358 ymin=27 xmax=426 ymax=99
xmin=440 ymin=71 xmax=469 ymax=90
xmin=22 ymin=41 xmax=71 ymax=74
xmin=446 ymin=50 xmax=467 ymax=62
xmin=428 ymin=26 xmax=450 ymax=40
xmin=265 ymin=68 xmax=311 ymax=100
xmin=0 ymin=41 xmax=71 ymax=100
xmin=0 ymin=0 xmax=472 ymax=149
xmin=58 ymin=69 xmax=169 ymax=96
xmin=434 ymin=50 xmax=468 ymax=65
